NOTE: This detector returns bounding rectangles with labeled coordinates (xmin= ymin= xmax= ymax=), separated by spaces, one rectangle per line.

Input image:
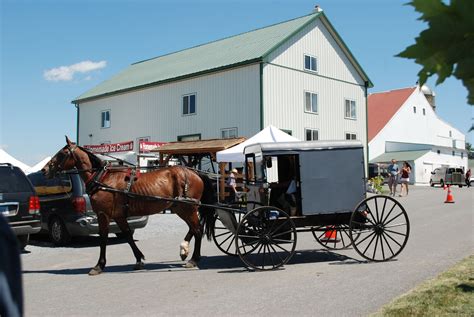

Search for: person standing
xmin=399 ymin=161 xmax=412 ymax=196
xmin=466 ymin=168 xmax=471 ymax=188
xmin=226 ymin=168 xmax=238 ymax=203
xmin=387 ymin=159 xmax=400 ymax=197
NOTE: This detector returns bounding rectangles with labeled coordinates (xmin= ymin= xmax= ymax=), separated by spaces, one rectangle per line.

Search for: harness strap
xmin=183 ymin=167 xmax=189 ymax=198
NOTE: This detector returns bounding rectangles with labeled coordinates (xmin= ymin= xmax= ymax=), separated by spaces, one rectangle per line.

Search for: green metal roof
xmin=73 ymin=12 xmax=372 ymax=103
xmin=370 ymin=150 xmax=430 ymax=163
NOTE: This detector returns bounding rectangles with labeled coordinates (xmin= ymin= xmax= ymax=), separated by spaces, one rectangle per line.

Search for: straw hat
xmin=231 ymin=168 xmax=238 ymax=174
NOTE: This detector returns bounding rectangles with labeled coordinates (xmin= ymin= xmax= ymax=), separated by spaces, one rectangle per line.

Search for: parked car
xmin=27 ymin=171 xmax=148 ymax=245
xmin=429 ymin=167 xmax=465 ymax=188
xmin=0 ymin=163 xmax=41 ymax=249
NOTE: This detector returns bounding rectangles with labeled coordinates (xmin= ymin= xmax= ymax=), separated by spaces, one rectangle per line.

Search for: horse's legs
xmin=89 ymin=212 xmax=110 ymax=276
xmin=114 ymin=217 xmax=145 ymax=270
xmin=176 ymin=207 xmax=203 ymax=268
xmin=180 ymin=231 xmax=193 ymax=261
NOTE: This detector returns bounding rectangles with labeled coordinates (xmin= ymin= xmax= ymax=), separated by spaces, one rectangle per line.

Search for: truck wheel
xmin=439 ymin=179 xmax=444 ymax=187
xmin=49 ymin=217 xmax=71 ymax=246
xmin=429 ymin=179 xmax=434 ymax=187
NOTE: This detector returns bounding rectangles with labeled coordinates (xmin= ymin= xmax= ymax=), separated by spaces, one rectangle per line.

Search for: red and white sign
xmin=84 ymin=141 xmax=134 ymax=154
xmin=139 ymin=141 xmax=167 ymax=153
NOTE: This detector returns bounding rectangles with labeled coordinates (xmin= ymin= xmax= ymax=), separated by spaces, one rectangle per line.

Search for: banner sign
xmin=139 ymin=141 xmax=167 ymax=153
xmin=84 ymin=141 xmax=134 ymax=154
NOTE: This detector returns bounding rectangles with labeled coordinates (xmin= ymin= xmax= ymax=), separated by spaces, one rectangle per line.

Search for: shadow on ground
xmin=28 ymin=235 xmax=131 ymax=249
xmin=23 ymin=248 xmax=367 ymax=276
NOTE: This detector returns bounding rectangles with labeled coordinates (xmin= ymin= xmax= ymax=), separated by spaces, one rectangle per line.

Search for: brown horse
xmin=42 ymin=137 xmax=215 ymax=275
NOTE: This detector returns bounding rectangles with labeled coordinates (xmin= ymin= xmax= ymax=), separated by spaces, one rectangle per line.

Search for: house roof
xmin=368 ymin=87 xmax=416 ymax=141
xmin=73 ymin=12 xmax=372 ymax=103
xmin=370 ymin=150 xmax=430 ymax=163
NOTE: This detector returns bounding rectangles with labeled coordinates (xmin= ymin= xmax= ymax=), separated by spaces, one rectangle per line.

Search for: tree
xmin=397 ymin=0 xmax=474 ymax=107
xmin=466 ymin=142 xmax=474 ymax=159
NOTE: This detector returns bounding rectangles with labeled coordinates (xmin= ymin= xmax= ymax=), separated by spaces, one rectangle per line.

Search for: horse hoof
xmin=88 ymin=267 xmax=102 ymax=276
xmin=180 ymin=254 xmax=187 ymax=261
xmin=183 ymin=260 xmax=197 ymax=269
xmin=134 ymin=261 xmax=145 ymax=270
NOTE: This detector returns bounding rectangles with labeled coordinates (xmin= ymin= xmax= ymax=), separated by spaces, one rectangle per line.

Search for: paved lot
xmin=21 ymin=186 xmax=473 ymax=316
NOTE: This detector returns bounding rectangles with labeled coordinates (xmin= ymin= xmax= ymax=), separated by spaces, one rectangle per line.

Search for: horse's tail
xmin=198 ymin=173 xmax=216 ymax=241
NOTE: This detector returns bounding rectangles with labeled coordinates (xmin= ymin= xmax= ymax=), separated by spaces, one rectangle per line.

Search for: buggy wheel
xmin=235 ymin=206 xmax=297 ymax=271
xmin=212 ymin=210 xmax=242 ymax=256
xmin=350 ymin=195 xmax=410 ymax=262
xmin=312 ymin=224 xmax=358 ymax=250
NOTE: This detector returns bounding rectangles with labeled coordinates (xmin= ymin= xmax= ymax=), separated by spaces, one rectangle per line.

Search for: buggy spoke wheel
xmin=212 ymin=210 xmax=245 ymax=256
xmin=312 ymin=224 xmax=358 ymax=250
xmin=350 ymin=195 xmax=409 ymax=262
xmin=236 ymin=206 xmax=297 ymax=271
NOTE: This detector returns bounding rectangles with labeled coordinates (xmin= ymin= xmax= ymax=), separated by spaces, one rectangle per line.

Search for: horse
xmin=42 ymin=137 xmax=216 ymax=275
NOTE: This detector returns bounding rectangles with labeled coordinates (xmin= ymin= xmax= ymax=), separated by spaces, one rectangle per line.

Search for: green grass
xmin=373 ymin=255 xmax=474 ymax=317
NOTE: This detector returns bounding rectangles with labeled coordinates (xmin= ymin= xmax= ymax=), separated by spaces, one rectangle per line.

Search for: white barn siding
xmin=78 ymin=64 xmax=261 ymax=149
xmin=263 ymin=17 xmax=367 ymax=163
xmin=263 ymin=64 xmax=366 ymax=141
xmin=266 ymin=18 xmax=366 ymax=86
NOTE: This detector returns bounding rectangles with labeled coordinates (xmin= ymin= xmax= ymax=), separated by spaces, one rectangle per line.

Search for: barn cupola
xmin=421 ymin=84 xmax=436 ymax=112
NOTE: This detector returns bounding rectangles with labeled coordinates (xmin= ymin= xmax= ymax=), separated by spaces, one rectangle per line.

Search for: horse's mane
xmin=77 ymin=145 xmax=105 ymax=168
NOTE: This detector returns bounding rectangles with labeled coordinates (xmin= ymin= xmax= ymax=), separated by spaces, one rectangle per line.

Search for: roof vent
xmin=313 ymin=5 xmax=323 ymax=13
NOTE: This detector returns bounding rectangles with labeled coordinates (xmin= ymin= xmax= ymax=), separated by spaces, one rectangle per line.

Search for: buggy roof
xmin=244 ymin=140 xmax=363 ymax=155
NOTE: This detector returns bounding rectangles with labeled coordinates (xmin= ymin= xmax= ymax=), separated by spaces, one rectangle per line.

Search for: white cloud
xmin=44 ymin=60 xmax=107 ymax=81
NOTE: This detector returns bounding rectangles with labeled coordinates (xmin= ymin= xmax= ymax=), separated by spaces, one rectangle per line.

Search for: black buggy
xmin=212 ymin=140 xmax=410 ymax=270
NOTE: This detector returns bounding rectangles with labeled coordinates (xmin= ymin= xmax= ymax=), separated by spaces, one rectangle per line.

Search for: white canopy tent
xmin=25 ymin=156 xmax=52 ymax=174
xmin=216 ymin=125 xmax=299 ymax=162
xmin=0 ymin=148 xmax=31 ymax=172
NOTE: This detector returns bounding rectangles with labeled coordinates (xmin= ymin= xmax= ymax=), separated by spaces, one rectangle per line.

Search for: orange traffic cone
xmin=324 ymin=226 xmax=337 ymax=239
xmin=444 ymin=185 xmax=455 ymax=203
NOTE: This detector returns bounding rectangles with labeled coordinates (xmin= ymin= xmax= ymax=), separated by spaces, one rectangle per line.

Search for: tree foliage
xmin=397 ymin=0 xmax=474 ymax=105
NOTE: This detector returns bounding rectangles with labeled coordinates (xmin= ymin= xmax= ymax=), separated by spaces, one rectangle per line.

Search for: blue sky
xmin=1 ymin=0 xmax=472 ymax=165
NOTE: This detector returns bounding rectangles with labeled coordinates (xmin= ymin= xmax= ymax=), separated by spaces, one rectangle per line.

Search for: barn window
xmin=344 ymin=99 xmax=356 ymax=119
xmin=304 ymin=91 xmax=318 ymax=113
xmin=345 ymin=133 xmax=357 ymax=140
xmin=182 ymin=93 xmax=196 ymax=115
xmin=304 ymin=54 xmax=317 ymax=72
xmin=101 ymin=110 xmax=111 ymax=128
xmin=178 ymin=134 xmax=201 ymax=141
xmin=305 ymin=128 xmax=319 ymax=141
xmin=413 ymin=106 xmax=416 ymax=113
xmin=423 ymin=108 xmax=426 ymax=115
xmin=221 ymin=127 xmax=238 ymax=139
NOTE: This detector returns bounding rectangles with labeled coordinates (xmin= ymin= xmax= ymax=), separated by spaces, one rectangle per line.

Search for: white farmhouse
xmin=368 ymin=85 xmax=467 ymax=184
xmin=73 ymin=10 xmax=372 ymax=164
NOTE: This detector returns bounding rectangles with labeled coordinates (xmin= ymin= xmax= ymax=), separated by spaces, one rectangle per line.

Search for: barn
xmin=368 ymin=85 xmax=468 ymax=184
xmin=72 ymin=9 xmax=372 ymax=164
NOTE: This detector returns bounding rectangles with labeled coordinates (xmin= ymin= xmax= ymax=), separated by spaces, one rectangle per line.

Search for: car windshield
xmin=0 ymin=168 xmax=32 ymax=193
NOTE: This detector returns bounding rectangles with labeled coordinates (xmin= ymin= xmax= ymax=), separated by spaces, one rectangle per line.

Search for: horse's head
xmin=42 ymin=136 xmax=83 ymax=178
